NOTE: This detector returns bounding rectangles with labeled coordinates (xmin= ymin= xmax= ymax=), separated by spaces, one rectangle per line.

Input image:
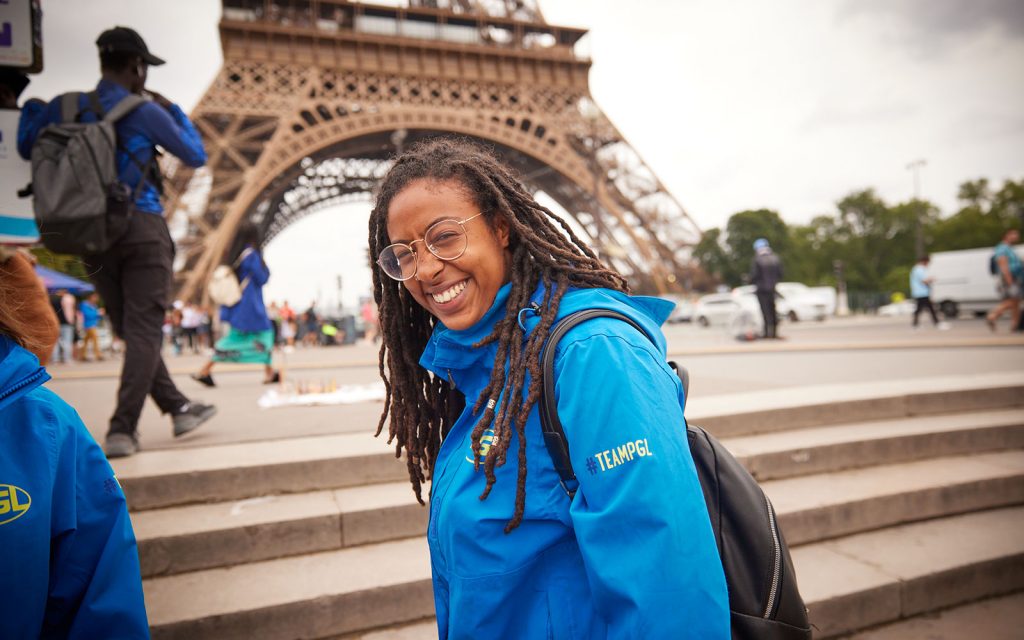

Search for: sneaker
xmin=937 ymin=321 xmax=951 ymax=331
xmin=191 ymin=373 xmax=216 ymax=387
xmin=263 ymin=370 xmax=281 ymax=385
xmin=172 ymin=402 xmax=217 ymax=437
xmin=105 ymin=433 xmax=138 ymax=458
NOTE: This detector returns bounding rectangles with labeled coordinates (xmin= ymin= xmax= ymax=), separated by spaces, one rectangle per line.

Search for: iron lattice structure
xmin=166 ymin=0 xmax=703 ymax=300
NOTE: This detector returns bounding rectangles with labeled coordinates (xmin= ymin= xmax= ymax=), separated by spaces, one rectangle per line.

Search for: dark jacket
xmin=750 ymin=250 xmax=783 ymax=293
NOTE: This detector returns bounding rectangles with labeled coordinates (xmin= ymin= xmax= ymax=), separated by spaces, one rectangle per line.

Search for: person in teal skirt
xmin=192 ymin=223 xmax=280 ymax=386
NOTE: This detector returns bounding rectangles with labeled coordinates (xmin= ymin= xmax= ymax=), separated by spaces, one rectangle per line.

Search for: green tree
xmin=692 ymin=227 xmax=737 ymax=287
xmin=724 ymin=209 xmax=789 ymax=286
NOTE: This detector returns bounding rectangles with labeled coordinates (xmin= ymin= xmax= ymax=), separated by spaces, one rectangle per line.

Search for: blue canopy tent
xmin=35 ymin=266 xmax=95 ymax=295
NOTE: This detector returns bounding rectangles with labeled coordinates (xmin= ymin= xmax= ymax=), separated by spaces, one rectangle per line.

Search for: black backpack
xmin=539 ymin=309 xmax=811 ymax=640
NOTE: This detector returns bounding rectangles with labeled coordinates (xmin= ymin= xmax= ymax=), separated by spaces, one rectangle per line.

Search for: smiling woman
xmin=367 ymin=137 xmax=731 ymax=639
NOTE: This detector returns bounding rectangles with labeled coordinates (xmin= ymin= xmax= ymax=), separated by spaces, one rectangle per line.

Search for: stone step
xmin=842 ymin=591 xmax=1024 ymax=640
xmin=113 ymin=431 xmax=408 ymax=511
xmin=689 ymin=372 xmax=1024 ymax=438
xmin=133 ymin=449 xmax=1024 ymax=578
xmin=144 ymin=507 xmax=1024 ymax=640
xmin=798 ymin=506 xmax=1024 ymax=638
xmin=767 ymin=450 xmax=1024 ymax=545
xmin=146 ymin=537 xmax=434 ymax=640
xmin=134 ymin=481 xmax=426 ymax=578
xmin=723 ymin=407 xmax=1024 ymax=481
xmin=115 ymin=401 xmax=1024 ymax=512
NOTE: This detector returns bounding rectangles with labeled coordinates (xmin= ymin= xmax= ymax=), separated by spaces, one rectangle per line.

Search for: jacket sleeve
xmin=139 ymin=101 xmax=207 ymax=168
xmin=42 ymin=399 xmax=149 ymax=639
xmin=241 ymin=250 xmax=270 ymax=287
xmin=554 ymin=330 xmax=730 ymax=639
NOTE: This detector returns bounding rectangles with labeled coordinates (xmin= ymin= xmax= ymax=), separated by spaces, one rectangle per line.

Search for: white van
xmin=929 ymin=245 xmax=1024 ymax=318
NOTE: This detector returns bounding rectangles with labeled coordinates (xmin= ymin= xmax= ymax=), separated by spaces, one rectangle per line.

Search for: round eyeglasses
xmin=377 ymin=213 xmax=485 ymax=281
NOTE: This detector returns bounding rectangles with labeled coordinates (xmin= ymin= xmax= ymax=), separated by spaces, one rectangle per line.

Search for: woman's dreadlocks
xmin=369 ymin=137 xmax=628 ymax=532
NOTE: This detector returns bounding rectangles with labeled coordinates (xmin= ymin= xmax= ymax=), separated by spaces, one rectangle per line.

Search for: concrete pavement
xmin=42 ymin=315 xmax=1024 ymax=451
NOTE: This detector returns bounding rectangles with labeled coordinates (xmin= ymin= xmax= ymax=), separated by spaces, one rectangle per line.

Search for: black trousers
xmin=84 ymin=212 xmax=188 ymax=437
xmin=913 ymin=296 xmax=939 ymax=326
xmin=756 ymin=290 xmax=778 ymax=338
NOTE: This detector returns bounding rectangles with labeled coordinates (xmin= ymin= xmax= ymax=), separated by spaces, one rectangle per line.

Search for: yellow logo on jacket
xmin=0 ymin=484 xmax=31 ymax=525
xmin=466 ymin=429 xmax=496 ymax=463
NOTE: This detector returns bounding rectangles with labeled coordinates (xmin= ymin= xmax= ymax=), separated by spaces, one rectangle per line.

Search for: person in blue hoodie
xmin=368 ymin=138 xmax=730 ymax=639
xmin=191 ymin=222 xmax=280 ymax=387
xmin=0 ymin=249 xmax=150 ymax=638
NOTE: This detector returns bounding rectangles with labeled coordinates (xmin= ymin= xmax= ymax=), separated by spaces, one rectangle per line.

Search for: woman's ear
xmin=491 ymin=213 xmax=511 ymax=250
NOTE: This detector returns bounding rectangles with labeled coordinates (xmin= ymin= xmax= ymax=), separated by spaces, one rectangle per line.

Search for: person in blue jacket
xmin=368 ymin=138 xmax=730 ymax=639
xmin=192 ymin=222 xmax=280 ymax=386
xmin=18 ymin=26 xmax=215 ymax=458
xmin=0 ymin=250 xmax=150 ymax=638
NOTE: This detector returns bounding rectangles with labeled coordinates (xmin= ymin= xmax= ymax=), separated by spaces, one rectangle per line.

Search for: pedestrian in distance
xmin=909 ymin=255 xmax=949 ymax=330
xmin=986 ymin=228 xmax=1022 ymax=332
xmin=49 ymin=288 xmax=77 ymax=364
xmin=78 ymin=291 xmax=106 ymax=360
xmin=750 ymin=238 xmax=783 ymax=339
xmin=368 ymin=138 xmax=729 ymax=638
xmin=18 ymin=26 xmax=216 ymax=457
xmin=0 ymin=248 xmax=150 ymax=638
xmin=192 ymin=222 xmax=280 ymax=387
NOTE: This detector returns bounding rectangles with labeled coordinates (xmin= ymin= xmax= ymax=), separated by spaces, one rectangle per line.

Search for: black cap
xmin=0 ymin=68 xmax=30 ymax=98
xmin=96 ymin=26 xmax=166 ymax=66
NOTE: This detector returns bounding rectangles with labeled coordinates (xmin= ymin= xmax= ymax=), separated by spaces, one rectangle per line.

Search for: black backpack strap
xmin=539 ymin=309 xmax=649 ymax=498
xmin=87 ymin=91 xmax=104 ymax=119
xmin=539 ymin=308 xmax=690 ymax=498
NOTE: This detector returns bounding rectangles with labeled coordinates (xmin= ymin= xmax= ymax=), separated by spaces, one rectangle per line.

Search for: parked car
xmin=929 ymin=245 xmax=1024 ymax=318
xmin=733 ymin=283 xmax=827 ymax=322
xmin=694 ymin=292 xmax=765 ymax=331
xmin=658 ymin=294 xmax=695 ymax=323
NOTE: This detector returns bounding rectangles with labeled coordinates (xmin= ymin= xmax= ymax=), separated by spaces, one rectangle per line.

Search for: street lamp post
xmin=906 ymin=158 xmax=927 ymax=258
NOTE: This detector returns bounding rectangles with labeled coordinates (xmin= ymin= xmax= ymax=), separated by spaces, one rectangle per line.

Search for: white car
xmin=734 ymin=283 xmax=828 ymax=322
xmin=878 ymin=300 xmax=917 ymax=316
xmin=658 ymin=294 xmax=695 ymax=323
xmin=694 ymin=292 xmax=765 ymax=333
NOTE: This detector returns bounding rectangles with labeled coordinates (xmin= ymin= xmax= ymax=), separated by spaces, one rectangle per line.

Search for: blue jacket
xmin=420 ymin=284 xmax=730 ymax=639
xmin=0 ymin=335 xmax=149 ymax=639
xmin=18 ymin=78 xmax=207 ymax=214
xmin=220 ymin=247 xmax=272 ymax=332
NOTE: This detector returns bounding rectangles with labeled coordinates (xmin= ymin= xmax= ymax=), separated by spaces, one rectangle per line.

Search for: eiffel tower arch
xmin=166 ymin=0 xmax=703 ymax=302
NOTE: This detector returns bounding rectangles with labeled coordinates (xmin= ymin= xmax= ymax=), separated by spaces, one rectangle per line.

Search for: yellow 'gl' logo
xmin=0 ymin=484 xmax=31 ymax=525
xmin=465 ymin=429 xmax=496 ymax=463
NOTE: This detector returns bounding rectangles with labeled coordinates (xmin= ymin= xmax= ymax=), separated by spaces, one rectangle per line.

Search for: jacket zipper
xmin=0 ymin=368 xmax=47 ymax=404
xmin=763 ymin=493 xmax=782 ymax=618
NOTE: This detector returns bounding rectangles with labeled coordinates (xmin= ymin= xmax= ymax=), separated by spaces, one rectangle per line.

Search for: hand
xmin=145 ymin=90 xmax=174 ymax=110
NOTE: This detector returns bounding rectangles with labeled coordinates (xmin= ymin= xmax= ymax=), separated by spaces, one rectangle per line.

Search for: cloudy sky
xmin=20 ymin=0 xmax=1024 ymax=306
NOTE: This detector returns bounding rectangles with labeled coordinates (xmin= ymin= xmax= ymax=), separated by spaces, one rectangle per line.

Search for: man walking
xmin=909 ymin=255 xmax=949 ymax=330
xmin=986 ymin=229 xmax=1022 ymax=332
xmin=19 ymin=26 xmax=215 ymax=457
xmin=750 ymin=238 xmax=783 ymax=339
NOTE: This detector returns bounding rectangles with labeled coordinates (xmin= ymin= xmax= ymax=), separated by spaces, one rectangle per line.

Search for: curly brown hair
xmin=369 ymin=137 xmax=628 ymax=532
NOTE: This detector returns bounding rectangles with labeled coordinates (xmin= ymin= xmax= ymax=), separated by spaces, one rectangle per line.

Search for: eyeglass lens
xmin=378 ymin=219 xmax=471 ymax=280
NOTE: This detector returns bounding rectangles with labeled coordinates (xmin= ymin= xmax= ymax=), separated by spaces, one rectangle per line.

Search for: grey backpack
xmin=30 ymin=91 xmax=148 ymax=255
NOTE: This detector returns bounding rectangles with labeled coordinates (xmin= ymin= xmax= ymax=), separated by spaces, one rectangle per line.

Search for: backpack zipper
xmin=763 ymin=492 xmax=782 ymax=618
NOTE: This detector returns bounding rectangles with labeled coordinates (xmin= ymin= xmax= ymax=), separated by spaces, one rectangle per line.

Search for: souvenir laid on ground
xmin=257 ymin=381 xmax=386 ymax=408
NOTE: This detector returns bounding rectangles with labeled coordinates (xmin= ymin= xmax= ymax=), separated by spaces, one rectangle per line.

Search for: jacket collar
xmin=0 ymin=334 xmax=50 ymax=412
xmin=418 ymin=282 xmax=676 ymax=380
xmin=419 ymin=282 xmax=513 ymax=377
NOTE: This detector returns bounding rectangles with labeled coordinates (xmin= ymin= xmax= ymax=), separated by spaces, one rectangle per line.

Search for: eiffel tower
xmin=166 ymin=0 xmax=704 ymax=301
